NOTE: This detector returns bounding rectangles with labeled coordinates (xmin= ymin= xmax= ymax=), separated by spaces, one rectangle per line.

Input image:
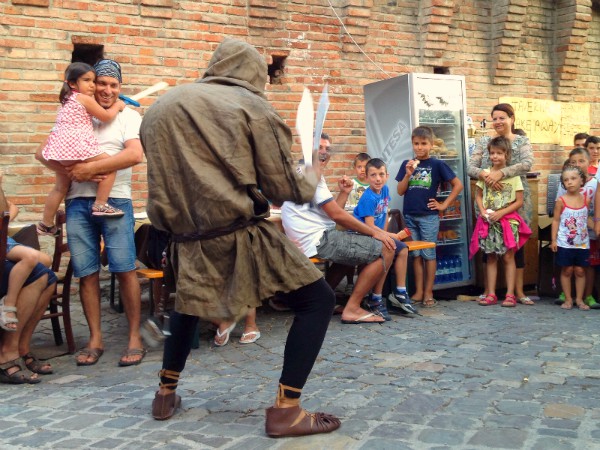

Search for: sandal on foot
xmin=118 ymin=347 xmax=147 ymax=367
xmin=0 ymin=358 xmax=41 ymax=384
xmin=423 ymin=298 xmax=437 ymax=308
xmin=502 ymin=294 xmax=517 ymax=308
xmin=214 ymin=322 xmax=236 ymax=347
xmin=478 ymin=294 xmax=498 ymax=306
xmin=76 ymin=347 xmax=104 ymax=366
xmin=0 ymin=297 xmax=18 ymax=331
xmin=22 ymin=352 xmax=53 ymax=375
xmin=92 ymin=203 xmax=125 ymax=218
xmin=240 ymin=330 xmax=261 ymax=344
xmin=518 ymin=296 xmax=535 ymax=305
xmin=36 ymin=221 xmax=60 ymax=237
xmin=266 ymin=405 xmax=341 ymax=437
xmin=152 ymin=390 xmax=181 ymax=420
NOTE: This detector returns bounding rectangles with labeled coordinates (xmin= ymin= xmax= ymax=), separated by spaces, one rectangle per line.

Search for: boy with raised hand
xmin=353 ymin=158 xmax=415 ymax=318
xmin=396 ymin=126 xmax=463 ymax=308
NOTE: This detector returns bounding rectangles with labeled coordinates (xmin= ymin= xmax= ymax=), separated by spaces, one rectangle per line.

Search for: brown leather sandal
xmin=265 ymin=405 xmax=341 ymax=437
xmin=265 ymin=384 xmax=341 ymax=437
xmin=152 ymin=369 xmax=181 ymax=420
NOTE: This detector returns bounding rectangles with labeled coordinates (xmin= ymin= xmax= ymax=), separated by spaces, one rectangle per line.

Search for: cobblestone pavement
xmin=2 ymin=278 xmax=600 ymax=449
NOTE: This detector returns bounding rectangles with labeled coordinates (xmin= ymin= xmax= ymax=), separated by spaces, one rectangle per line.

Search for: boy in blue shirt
xmin=354 ymin=158 xmax=415 ymax=319
xmin=396 ymin=126 xmax=463 ymax=308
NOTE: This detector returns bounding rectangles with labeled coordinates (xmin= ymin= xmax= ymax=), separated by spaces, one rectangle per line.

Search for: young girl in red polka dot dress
xmin=37 ymin=62 xmax=126 ymax=236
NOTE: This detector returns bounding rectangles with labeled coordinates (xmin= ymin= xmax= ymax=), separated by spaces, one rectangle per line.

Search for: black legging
xmin=161 ymin=278 xmax=335 ymax=393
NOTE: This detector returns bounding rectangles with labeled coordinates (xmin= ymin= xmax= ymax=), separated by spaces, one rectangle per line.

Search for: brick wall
xmin=1 ymin=0 xmax=599 ymax=221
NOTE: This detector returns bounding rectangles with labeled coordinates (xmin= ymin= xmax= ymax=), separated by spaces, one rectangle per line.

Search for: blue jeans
xmin=404 ymin=214 xmax=439 ymax=260
xmin=66 ymin=197 xmax=136 ymax=278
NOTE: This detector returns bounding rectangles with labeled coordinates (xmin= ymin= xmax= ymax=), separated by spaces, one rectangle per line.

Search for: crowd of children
xmin=345 ymin=125 xmax=463 ymax=318
xmin=342 ymin=124 xmax=600 ymax=317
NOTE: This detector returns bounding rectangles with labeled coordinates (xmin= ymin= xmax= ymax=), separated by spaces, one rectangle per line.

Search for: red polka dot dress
xmin=42 ymin=92 xmax=103 ymax=161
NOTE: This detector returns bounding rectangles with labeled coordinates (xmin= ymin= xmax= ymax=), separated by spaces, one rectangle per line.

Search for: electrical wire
xmin=326 ymin=0 xmax=393 ymax=78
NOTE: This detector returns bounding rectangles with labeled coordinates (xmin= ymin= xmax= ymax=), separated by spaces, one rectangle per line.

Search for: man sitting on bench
xmin=281 ymin=134 xmax=396 ymax=325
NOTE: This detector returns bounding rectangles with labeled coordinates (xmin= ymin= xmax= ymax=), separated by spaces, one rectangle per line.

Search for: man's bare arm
xmin=68 ymin=138 xmax=144 ymax=182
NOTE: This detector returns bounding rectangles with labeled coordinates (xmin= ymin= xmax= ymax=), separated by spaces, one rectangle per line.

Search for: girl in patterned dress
xmin=551 ymin=165 xmax=591 ymax=310
xmin=470 ymin=136 xmax=531 ymax=308
xmin=37 ymin=62 xmax=126 ymax=236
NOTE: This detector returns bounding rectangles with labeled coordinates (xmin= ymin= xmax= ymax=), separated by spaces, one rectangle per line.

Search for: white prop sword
xmin=130 ymin=82 xmax=170 ymax=101
xmin=296 ymin=87 xmax=314 ymax=168
xmin=313 ymin=84 xmax=330 ymax=151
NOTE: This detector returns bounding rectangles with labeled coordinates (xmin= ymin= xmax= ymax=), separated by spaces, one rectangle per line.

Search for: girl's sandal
xmin=0 ymin=297 xmax=18 ymax=331
xmin=502 ymin=294 xmax=517 ymax=308
xmin=478 ymin=294 xmax=497 ymax=306
xmin=517 ymin=296 xmax=535 ymax=305
xmin=92 ymin=203 xmax=125 ymax=218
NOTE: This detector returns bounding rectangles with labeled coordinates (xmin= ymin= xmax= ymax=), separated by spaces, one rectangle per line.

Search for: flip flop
xmin=423 ymin=298 xmax=438 ymax=308
xmin=76 ymin=347 xmax=104 ymax=366
xmin=518 ymin=296 xmax=535 ymax=305
xmin=341 ymin=312 xmax=384 ymax=324
xmin=239 ymin=330 xmax=261 ymax=344
xmin=214 ymin=322 xmax=236 ymax=347
xmin=118 ymin=348 xmax=147 ymax=367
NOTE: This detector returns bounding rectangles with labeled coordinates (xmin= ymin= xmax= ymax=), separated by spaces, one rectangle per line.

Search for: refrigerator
xmin=364 ymin=73 xmax=474 ymax=289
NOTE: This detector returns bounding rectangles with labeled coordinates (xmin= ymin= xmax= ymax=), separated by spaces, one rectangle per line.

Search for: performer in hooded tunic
xmin=140 ymin=38 xmax=340 ymax=437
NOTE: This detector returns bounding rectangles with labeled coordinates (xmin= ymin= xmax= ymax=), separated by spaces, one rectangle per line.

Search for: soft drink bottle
xmin=436 ymin=258 xmax=443 ymax=284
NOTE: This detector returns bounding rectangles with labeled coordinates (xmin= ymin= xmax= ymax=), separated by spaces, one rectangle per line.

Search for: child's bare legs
xmin=1 ymin=246 xmax=39 ymax=330
xmin=503 ymin=250 xmax=516 ymax=297
xmin=84 ymin=154 xmax=114 ymax=205
xmin=574 ymin=266 xmax=589 ymax=310
xmin=584 ymin=266 xmax=595 ymax=299
xmin=560 ymin=266 xmax=575 ymax=309
xmin=423 ymin=259 xmax=436 ymax=304
xmin=40 ymin=172 xmax=70 ymax=228
xmin=486 ymin=254 xmax=498 ymax=298
xmin=515 ymin=268 xmax=525 ymax=298
xmin=394 ymin=248 xmax=408 ymax=291
xmin=412 ymin=256 xmax=424 ymax=301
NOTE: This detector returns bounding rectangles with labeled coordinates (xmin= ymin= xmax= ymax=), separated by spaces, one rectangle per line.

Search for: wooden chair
xmin=40 ymin=210 xmax=75 ymax=354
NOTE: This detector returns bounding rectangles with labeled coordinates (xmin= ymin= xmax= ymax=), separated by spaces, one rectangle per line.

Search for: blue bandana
xmin=93 ymin=59 xmax=122 ymax=83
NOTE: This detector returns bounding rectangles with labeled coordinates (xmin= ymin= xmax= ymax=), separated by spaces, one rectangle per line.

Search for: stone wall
xmin=1 ymin=0 xmax=599 ymax=219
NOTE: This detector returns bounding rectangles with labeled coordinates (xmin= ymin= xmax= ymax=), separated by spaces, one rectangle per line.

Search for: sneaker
xmin=554 ymin=292 xmax=566 ymax=305
xmin=367 ymin=299 xmax=392 ymax=321
xmin=584 ymin=295 xmax=600 ymax=309
xmin=388 ymin=290 xmax=418 ymax=314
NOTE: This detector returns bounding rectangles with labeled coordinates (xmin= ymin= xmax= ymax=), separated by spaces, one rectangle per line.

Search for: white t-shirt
xmin=281 ymin=176 xmax=336 ymax=257
xmin=66 ymin=107 xmax=142 ymax=200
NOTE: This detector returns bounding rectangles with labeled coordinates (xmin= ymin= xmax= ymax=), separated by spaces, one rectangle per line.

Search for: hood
xmin=201 ymin=38 xmax=267 ymax=95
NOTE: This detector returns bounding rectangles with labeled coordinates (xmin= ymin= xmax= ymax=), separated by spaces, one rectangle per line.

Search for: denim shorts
xmin=556 ymin=247 xmax=590 ymax=268
xmin=7 ymin=236 xmax=20 ymax=253
xmin=0 ymin=261 xmax=57 ymax=297
xmin=404 ymin=214 xmax=438 ymax=260
xmin=316 ymin=229 xmax=382 ymax=266
xmin=66 ymin=197 xmax=136 ymax=278
xmin=393 ymin=238 xmax=408 ymax=256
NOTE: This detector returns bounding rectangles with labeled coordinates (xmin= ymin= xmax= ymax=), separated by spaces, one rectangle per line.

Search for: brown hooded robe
xmin=140 ymin=38 xmax=322 ymax=321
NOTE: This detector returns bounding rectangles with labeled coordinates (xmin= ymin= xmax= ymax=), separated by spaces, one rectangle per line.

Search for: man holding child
xmin=36 ymin=59 xmax=145 ymax=367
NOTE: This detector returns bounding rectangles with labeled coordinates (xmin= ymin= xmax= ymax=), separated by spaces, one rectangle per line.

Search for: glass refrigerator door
xmin=411 ymin=75 xmax=473 ymax=287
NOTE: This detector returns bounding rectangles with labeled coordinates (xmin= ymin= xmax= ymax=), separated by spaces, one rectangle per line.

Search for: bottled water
xmin=455 ymin=256 xmax=462 ymax=281
xmin=436 ymin=258 xmax=443 ymax=284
